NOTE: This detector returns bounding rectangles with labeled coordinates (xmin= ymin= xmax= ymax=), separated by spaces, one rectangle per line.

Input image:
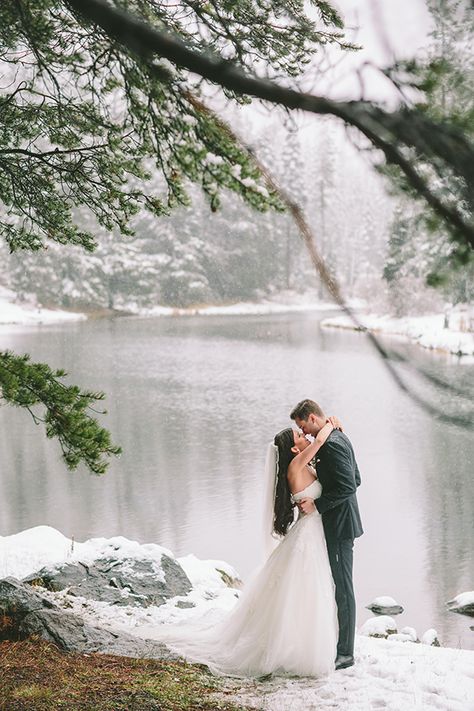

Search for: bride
xmin=145 ymin=421 xmax=339 ymax=678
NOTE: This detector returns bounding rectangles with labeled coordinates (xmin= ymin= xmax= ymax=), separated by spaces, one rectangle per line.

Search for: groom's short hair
xmin=290 ymin=399 xmax=325 ymax=421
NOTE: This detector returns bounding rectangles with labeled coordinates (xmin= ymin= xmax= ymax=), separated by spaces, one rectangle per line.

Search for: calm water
xmin=0 ymin=312 xmax=473 ymax=649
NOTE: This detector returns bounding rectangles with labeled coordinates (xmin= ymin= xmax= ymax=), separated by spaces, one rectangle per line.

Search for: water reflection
xmin=419 ymin=420 xmax=474 ymax=647
xmin=0 ymin=313 xmax=473 ymax=648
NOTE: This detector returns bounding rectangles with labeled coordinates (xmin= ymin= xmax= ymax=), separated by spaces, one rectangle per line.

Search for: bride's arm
xmin=328 ymin=415 xmax=343 ymax=431
xmin=288 ymin=422 xmax=333 ymax=474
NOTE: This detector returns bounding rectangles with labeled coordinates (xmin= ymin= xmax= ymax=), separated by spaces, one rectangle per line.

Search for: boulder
xmin=0 ymin=577 xmax=179 ymax=660
xmin=446 ymin=591 xmax=474 ymax=618
xmin=385 ymin=627 xmax=418 ymax=643
xmin=400 ymin=626 xmax=418 ymax=642
xmin=23 ymin=554 xmax=192 ymax=607
xmin=359 ymin=615 xmax=398 ymax=639
xmin=215 ymin=568 xmax=243 ymax=590
xmin=366 ymin=596 xmax=404 ymax=616
xmin=175 ymin=600 xmax=196 ymax=609
xmin=421 ymin=628 xmax=440 ymax=647
xmin=0 ymin=575 xmax=56 ymax=618
xmin=177 ymin=554 xmax=243 ymax=591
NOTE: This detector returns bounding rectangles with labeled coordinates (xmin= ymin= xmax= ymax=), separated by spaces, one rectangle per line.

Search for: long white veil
xmin=261 ymin=442 xmax=283 ymax=561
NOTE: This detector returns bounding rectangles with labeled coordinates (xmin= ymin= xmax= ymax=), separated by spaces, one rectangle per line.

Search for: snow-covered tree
xmin=383 ymin=0 xmax=474 ymax=312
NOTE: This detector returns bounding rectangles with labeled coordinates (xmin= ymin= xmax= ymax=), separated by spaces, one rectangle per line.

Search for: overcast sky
xmin=319 ymin=0 xmax=434 ymax=102
xmin=334 ymin=0 xmax=432 ymax=62
xmin=228 ymin=0 xmax=435 ymax=141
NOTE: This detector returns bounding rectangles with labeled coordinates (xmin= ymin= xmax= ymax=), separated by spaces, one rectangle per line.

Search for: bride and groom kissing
xmin=154 ymin=398 xmax=363 ymax=678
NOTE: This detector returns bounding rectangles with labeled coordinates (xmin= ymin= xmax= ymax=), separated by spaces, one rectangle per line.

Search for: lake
xmin=0 ymin=311 xmax=473 ymax=649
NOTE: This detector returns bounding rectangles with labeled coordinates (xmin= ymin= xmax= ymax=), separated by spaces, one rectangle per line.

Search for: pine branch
xmin=0 ymin=351 xmax=121 ymax=474
xmin=66 ymin=0 xmax=474 ymax=251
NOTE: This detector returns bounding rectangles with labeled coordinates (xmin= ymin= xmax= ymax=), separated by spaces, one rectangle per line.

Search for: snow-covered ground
xmin=321 ymin=313 xmax=474 ymax=357
xmin=121 ymin=292 xmax=366 ymax=318
xmin=0 ymin=284 xmax=360 ymax=323
xmin=135 ymin=300 xmax=337 ymax=317
xmin=0 ymin=286 xmax=85 ymax=326
xmin=1 ymin=526 xmax=473 ymax=711
xmin=227 ymin=637 xmax=474 ymax=711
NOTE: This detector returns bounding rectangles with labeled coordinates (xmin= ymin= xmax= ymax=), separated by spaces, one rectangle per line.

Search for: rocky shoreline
xmin=1 ymin=526 xmax=473 ymax=711
xmin=1 ymin=526 xmax=472 ymax=660
xmin=0 ymin=526 xmax=242 ymax=660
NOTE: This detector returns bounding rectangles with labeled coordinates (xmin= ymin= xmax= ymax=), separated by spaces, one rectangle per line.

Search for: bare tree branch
xmin=181 ymin=91 xmax=474 ymax=428
xmin=66 ymin=0 xmax=474 ymax=250
xmin=59 ymin=0 xmax=474 ymax=428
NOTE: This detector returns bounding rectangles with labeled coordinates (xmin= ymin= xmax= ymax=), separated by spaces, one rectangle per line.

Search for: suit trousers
xmin=325 ymin=538 xmax=356 ymax=658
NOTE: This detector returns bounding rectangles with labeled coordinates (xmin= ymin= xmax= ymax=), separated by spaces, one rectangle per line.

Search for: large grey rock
xmin=366 ymin=596 xmax=404 ymax=616
xmin=0 ymin=577 xmax=179 ymax=660
xmin=359 ymin=615 xmax=398 ymax=638
xmin=0 ymin=575 xmax=56 ymax=616
xmin=447 ymin=593 xmax=474 ymax=618
xmin=23 ymin=554 xmax=192 ymax=607
xmin=421 ymin=628 xmax=441 ymax=647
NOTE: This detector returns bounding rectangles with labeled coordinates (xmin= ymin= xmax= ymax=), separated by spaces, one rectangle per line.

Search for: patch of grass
xmin=12 ymin=685 xmax=55 ymax=702
xmin=0 ymin=636 xmax=254 ymax=711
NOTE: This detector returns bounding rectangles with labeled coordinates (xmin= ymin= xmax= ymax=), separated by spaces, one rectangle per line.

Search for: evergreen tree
xmin=383 ymin=204 xmax=418 ymax=315
xmin=383 ymin=0 xmax=474 ymax=310
xmin=0 ymin=0 xmax=353 ymax=472
xmin=279 ymin=126 xmax=305 ymax=289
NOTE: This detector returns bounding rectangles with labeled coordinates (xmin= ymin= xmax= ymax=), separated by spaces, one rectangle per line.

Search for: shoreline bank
xmin=1 ymin=526 xmax=473 ymax=710
xmin=321 ymin=312 xmax=474 ymax=357
xmin=0 ymin=286 xmax=365 ymax=327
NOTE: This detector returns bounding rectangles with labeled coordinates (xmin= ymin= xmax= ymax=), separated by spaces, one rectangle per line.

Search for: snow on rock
xmin=389 ymin=633 xmax=416 ymax=643
xmin=178 ymin=554 xmax=242 ymax=591
xmin=421 ymin=629 xmax=441 ymax=647
xmin=1 ymin=526 xmax=195 ymax=608
xmin=321 ymin=313 xmax=474 ymax=356
xmin=359 ymin=615 xmax=397 ymax=638
xmin=0 ymin=286 xmax=85 ymax=326
xmin=0 ymin=526 xmax=75 ymax=580
xmin=65 ymin=535 xmax=176 ymax=577
xmin=400 ymin=626 xmax=418 ymax=642
xmin=23 ymin=553 xmax=192 ymax=608
xmin=366 ymin=595 xmax=404 ymax=615
xmin=371 ymin=595 xmax=398 ymax=606
xmin=447 ymin=591 xmax=474 ymax=617
xmin=0 ymin=525 xmax=175 ymax=582
xmin=0 ymin=526 xmax=240 ymax=632
xmin=386 ymin=627 xmax=418 ymax=644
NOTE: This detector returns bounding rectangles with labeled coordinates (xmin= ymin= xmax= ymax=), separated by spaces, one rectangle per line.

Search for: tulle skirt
xmin=139 ymin=512 xmax=338 ymax=678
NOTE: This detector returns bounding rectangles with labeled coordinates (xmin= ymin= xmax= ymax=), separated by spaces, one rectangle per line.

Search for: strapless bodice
xmin=291 ymin=479 xmax=322 ymax=503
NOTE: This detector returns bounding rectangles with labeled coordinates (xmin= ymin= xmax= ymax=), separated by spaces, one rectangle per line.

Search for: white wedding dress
xmin=142 ymin=477 xmax=338 ymax=678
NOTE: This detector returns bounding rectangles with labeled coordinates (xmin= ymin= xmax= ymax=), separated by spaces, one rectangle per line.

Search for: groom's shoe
xmin=335 ymin=655 xmax=354 ymax=670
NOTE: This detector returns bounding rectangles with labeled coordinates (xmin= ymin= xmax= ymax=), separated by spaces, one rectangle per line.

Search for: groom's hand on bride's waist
xmin=298 ymin=498 xmax=316 ymax=514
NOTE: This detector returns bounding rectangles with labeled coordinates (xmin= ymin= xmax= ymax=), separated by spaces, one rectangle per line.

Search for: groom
xmin=290 ymin=399 xmax=363 ymax=670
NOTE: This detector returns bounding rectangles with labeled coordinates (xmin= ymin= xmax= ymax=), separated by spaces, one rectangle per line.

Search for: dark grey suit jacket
xmin=314 ymin=429 xmax=363 ymax=542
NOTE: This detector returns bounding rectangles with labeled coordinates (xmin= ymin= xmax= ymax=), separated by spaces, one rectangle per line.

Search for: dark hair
xmin=290 ymin=399 xmax=325 ymax=422
xmin=273 ymin=428 xmax=296 ymax=536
